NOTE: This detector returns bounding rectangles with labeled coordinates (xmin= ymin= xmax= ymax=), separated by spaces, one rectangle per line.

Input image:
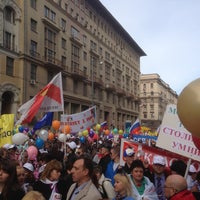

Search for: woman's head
xmin=22 ymin=191 xmax=45 ymax=200
xmin=114 ymin=172 xmax=132 ymax=196
xmin=40 ymin=159 xmax=62 ymax=181
xmin=130 ymin=159 xmax=144 ymax=182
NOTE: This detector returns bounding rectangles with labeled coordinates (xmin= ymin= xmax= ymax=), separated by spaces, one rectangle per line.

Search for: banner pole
xmin=184 ymin=157 xmax=192 ymax=179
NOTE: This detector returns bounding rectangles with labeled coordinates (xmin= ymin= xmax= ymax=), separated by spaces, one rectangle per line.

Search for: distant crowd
xmin=0 ymin=136 xmax=200 ymax=200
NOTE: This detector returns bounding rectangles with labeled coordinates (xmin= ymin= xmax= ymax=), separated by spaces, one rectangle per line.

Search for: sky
xmin=99 ymin=0 xmax=200 ymax=94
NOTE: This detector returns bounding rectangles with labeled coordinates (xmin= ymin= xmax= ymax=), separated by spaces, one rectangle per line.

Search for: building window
xmin=61 ymin=56 xmax=66 ymax=66
xmin=30 ymin=63 xmax=37 ymax=80
xmin=71 ymin=44 xmax=80 ymax=71
xmin=4 ymin=32 xmax=11 ymax=49
xmin=90 ymin=40 xmax=97 ymax=51
xmin=61 ymin=38 xmax=66 ymax=49
xmin=31 ymin=18 xmax=37 ymax=32
xmin=61 ymin=18 xmax=66 ymax=30
xmin=44 ymin=6 xmax=56 ymax=22
xmin=6 ymin=57 xmax=14 ymax=76
xmin=83 ymin=51 xmax=87 ymax=61
xmin=151 ymin=83 xmax=154 ymax=88
xmin=30 ymin=40 xmax=37 ymax=56
xmin=71 ymin=27 xmax=79 ymax=38
xmin=4 ymin=6 xmax=15 ymax=24
xmin=30 ymin=0 xmax=37 ymax=9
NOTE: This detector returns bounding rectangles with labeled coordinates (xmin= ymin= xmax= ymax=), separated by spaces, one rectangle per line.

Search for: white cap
xmin=23 ymin=163 xmax=34 ymax=172
xmin=153 ymin=155 xmax=166 ymax=166
xmin=189 ymin=164 xmax=197 ymax=173
xmin=67 ymin=141 xmax=77 ymax=150
xmin=3 ymin=144 xmax=15 ymax=150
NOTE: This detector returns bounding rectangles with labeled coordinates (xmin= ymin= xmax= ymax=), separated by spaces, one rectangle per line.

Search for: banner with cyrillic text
xmin=156 ymin=104 xmax=200 ymax=161
xmin=60 ymin=106 xmax=96 ymax=133
xmin=0 ymin=114 xmax=14 ymax=146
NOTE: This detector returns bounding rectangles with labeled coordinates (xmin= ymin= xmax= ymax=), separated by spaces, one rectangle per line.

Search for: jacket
xmin=169 ymin=189 xmax=196 ymax=200
xmin=66 ymin=180 xmax=102 ymax=200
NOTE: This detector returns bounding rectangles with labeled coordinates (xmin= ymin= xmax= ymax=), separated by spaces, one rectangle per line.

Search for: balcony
xmin=70 ymin=34 xmax=82 ymax=46
xmin=43 ymin=56 xmax=63 ymax=70
xmin=30 ymin=50 xmax=41 ymax=59
xmin=126 ymin=92 xmax=135 ymax=100
xmin=92 ymin=75 xmax=104 ymax=87
xmin=70 ymin=67 xmax=87 ymax=80
xmin=116 ymin=88 xmax=126 ymax=96
xmin=105 ymin=83 xmax=116 ymax=91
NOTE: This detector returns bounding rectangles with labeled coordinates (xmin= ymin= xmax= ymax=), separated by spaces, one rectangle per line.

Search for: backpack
xmin=99 ymin=179 xmax=112 ymax=199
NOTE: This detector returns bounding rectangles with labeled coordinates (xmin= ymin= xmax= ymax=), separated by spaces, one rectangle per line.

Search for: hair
xmin=114 ymin=173 xmax=132 ymax=196
xmin=40 ymin=159 xmax=62 ymax=180
xmin=22 ymin=191 xmax=45 ymax=200
xmin=0 ymin=158 xmax=21 ymax=199
xmin=130 ymin=159 xmax=145 ymax=172
xmin=111 ymin=145 xmax=120 ymax=157
xmin=93 ymin=165 xmax=103 ymax=175
xmin=170 ymin=160 xmax=186 ymax=177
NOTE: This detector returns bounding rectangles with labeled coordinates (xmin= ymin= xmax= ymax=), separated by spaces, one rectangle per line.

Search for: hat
xmin=3 ymin=144 xmax=15 ymax=150
xmin=23 ymin=163 xmax=34 ymax=172
xmin=153 ymin=155 xmax=165 ymax=166
xmin=67 ymin=141 xmax=77 ymax=150
xmin=124 ymin=148 xmax=135 ymax=157
xmin=189 ymin=164 xmax=197 ymax=173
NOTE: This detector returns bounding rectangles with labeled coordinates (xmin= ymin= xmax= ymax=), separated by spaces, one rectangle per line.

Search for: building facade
xmin=0 ymin=0 xmax=145 ymax=129
xmin=140 ymin=73 xmax=178 ymax=130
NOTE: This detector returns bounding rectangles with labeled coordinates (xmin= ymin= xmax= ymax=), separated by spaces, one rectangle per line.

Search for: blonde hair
xmin=114 ymin=173 xmax=132 ymax=196
xmin=22 ymin=191 xmax=45 ymax=200
xmin=40 ymin=159 xmax=62 ymax=180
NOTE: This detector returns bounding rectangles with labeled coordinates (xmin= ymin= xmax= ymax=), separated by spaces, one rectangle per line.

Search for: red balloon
xmin=192 ymin=135 xmax=200 ymax=150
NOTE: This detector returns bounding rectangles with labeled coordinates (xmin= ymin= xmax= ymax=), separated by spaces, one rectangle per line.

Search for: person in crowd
xmin=113 ymin=171 xmax=135 ymax=200
xmin=0 ymin=158 xmax=25 ymax=200
xmin=105 ymin=145 xmax=121 ymax=185
xmin=170 ymin=159 xmax=187 ymax=177
xmin=23 ymin=162 xmax=36 ymax=191
xmin=93 ymin=165 xmax=115 ymax=199
xmin=128 ymin=159 xmax=158 ymax=200
xmin=66 ymin=156 xmax=102 ymax=200
xmin=92 ymin=143 xmax=103 ymax=164
xmin=3 ymin=144 xmax=18 ymax=160
xmin=20 ymin=150 xmax=29 ymax=165
xmin=147 ymin=155 xmax=169 ymax=200
xmin=122 ymin=148 xmax=135 ymax=174
xmin=22 ymin=191 xmax=45 ymax=200
xmin=33 ymin=159 xmax=68 ymax=200
xmin=48 ymin=141 xmax=64 ymax=162
xmin=75 ymin=144 xmax=87 ymax=158
xmin=0 ymin=147 xmax=8 ymax=159
xmin=98 ymin=142 xmax=111 ymax=174
xmin=191 ymin=170 xmax=200 ymax=200
xmin=164 ymin=174 xmax=196 ymax=200
xmin=187 ymin=164 xmax=198 ymax=190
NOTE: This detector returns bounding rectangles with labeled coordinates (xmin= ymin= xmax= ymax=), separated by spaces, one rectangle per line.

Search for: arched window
xmin=4 ymin=6 xmax=15 ymax=24
xmin=1 ymin=91 xmax=14 ymax=114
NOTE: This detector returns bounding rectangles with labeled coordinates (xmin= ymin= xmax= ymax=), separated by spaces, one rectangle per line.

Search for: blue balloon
xmin=123 ymin=133 xmax=129 ymax=138
xmin=80 ymin=136 xmax=86 ymax=144
xmin=18 ymin=126 xmax=24 ymax=133
xmin=35 ymin=138 xmax=44 ymax=149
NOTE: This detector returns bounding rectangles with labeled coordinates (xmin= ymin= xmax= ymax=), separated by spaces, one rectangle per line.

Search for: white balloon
xmin=39 ymin=129 xmax=48 ymax=141
xmin=58 ymin=133 xmax=67 ymax=143
xmin=12 ymin=133 xmax=29 ymax=145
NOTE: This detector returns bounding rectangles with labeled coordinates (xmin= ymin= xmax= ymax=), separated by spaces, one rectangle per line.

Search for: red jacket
xmin=169 ymin=189 xmax=196 ymax=200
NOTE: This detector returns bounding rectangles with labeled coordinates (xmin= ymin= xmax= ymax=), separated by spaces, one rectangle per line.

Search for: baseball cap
xmin=189 ymin=164 xmax=197 ymax=173
xmin=67 ymin=141 xmax=77 ymax=150
xmin=124 ymin=148 xmax=135 ymax=157
xmin=3 ymin=144 xmax=15 ymax=150
xmin=23 ymin=163 xmax=34 ymax=172
xmin=153 ymin=155 xmax=166 ymax=166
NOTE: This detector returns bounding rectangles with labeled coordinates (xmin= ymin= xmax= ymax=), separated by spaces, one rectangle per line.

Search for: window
xmin=30 ymin=0 xmax=37 ymax=9
xmin=90 ymin=40 xmax=97 ymax=51
xmin=71 ymin=27 xmax=79 ymax=38
xmin=83 ymin=51 xmax=87 ymax=61
xmin=6 ymin=57 xmax=14 ymax=76
xmin=4 ymin=6 xmax=15 ymax=24
xmin=44 ymin=6 xmax=56 ymax=22
xmin=30 ymin=63 xmax=37 ymax=80
xmin=61 ymin=56 xmax=66 ymax=66
xmin=30 ymin=40 xmax=37 ymax=56
xmin=71 ymin=44 xmax=80 ymax=71
xmin=31 ymin=18 xmax=37 ymax=32
xmin=61 ymin=18 xmax=66 ymax=30
xmin=61 ymin=38 xmax=66 ymax=49
xmin=4 ymin=32 xmax=11 ymax=49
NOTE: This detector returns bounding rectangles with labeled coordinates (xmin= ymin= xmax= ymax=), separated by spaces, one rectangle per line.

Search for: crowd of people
xmin=0 ymin=135 xmax=200 ymax=200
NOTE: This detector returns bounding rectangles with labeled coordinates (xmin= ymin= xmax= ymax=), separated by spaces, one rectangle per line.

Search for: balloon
xmin=89 ymin=129 xmax=95 ymax=138
xmin=58 ymin=133 xmax=67 ymax=142
xmin=78 ymin=131 xmax=82 ymax=137
xmin=108 ymin=133 xmax=113 ymax=139
xmin=82 ymin=130 xmax=88 ymax=137
xmin=52 ymin=120 xmax=60 ymax=130
xmin=177 ymin=78 xmax=200 ymax=138
xmin=12 ymin=133 xmax=29 ymax=145
xmin=24 ymin=127 xmax=29 ymax=133
xmin=104 ymin=129 xmax=110 ymax=135
xmin=192 ymin=135 xmax=200 ymax=149
xmin=93 ymin=134 xmax=99 ymax=141
xmin=62 ymin=125 xmax=71 ymax=134
xmin=18 ymin=126 xmax=24 ymax=133
xmin=48 ymin=132 xmax=54 ymax=140
xmin=95 ymin=124 xmax=101 ymax=131
xmin=113 ymin=128 xmax=118 ymax=134
xmin=119 ymin=129 xmax=123 ymax=135
xmin=80 ymin=136 xmax=85 ymax=143
xmin=35 ymin=138 xmax=44 ymax=149
xmin=38 ymin=129 xmax=48 ymax=141
xmin=27 ymin=145 xmax=38 ymax=160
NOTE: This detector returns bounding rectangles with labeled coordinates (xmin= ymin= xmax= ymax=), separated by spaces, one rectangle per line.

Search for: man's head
xmin=164 ymin=174 xmax=187 ymax=199
xmin=71 ymin=156 xmax=94 ymax=186
xmin=152 ymin=155 xmax=166 ymax=175
xmin=123 ymin=148 xmax=135 ymax=165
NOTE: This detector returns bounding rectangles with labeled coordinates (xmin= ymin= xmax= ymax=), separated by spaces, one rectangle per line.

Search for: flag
xmin=129 ymin=118 xmax=141 ymax=134
xmin=33 ymin=112 xmax=54 ymax=130
xmin=100 ymin=121 xmax=108 ymax=130
xmin=16 ymin=72 xmax=64 ymax=125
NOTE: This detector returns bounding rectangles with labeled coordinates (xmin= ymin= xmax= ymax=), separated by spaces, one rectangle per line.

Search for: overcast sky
xmin=99 ymin=0 xmax=200 ymax=94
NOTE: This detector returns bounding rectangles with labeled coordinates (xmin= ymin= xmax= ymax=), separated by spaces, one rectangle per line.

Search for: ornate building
xmin=140 ymin=73 xmax=178 ymax=130
xmin=0 ymin=0 xmax=145 ymax=129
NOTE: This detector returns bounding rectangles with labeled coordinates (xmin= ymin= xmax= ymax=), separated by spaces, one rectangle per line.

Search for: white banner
xmin=60 ymin=106 xmax=96 ymax=134
xmin=156 ymin=104 xmax=200 ymax=162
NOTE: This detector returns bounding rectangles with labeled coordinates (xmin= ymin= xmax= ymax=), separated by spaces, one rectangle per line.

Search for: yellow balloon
xmin=177 ymin=78 xmax=200 ymax=137
xmin=95 ymin=124 xmax=101 ymax=131
xmin=82 ymin=130 xmax=88 ymax=136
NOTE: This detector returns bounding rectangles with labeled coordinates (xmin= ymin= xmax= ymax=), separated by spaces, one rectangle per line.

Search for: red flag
xmin=16 ymin=72 xmax=64 ymax=125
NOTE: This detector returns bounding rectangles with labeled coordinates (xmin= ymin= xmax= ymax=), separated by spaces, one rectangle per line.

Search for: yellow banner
xmin=0 ymin=114 xmax=14 ymax=147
